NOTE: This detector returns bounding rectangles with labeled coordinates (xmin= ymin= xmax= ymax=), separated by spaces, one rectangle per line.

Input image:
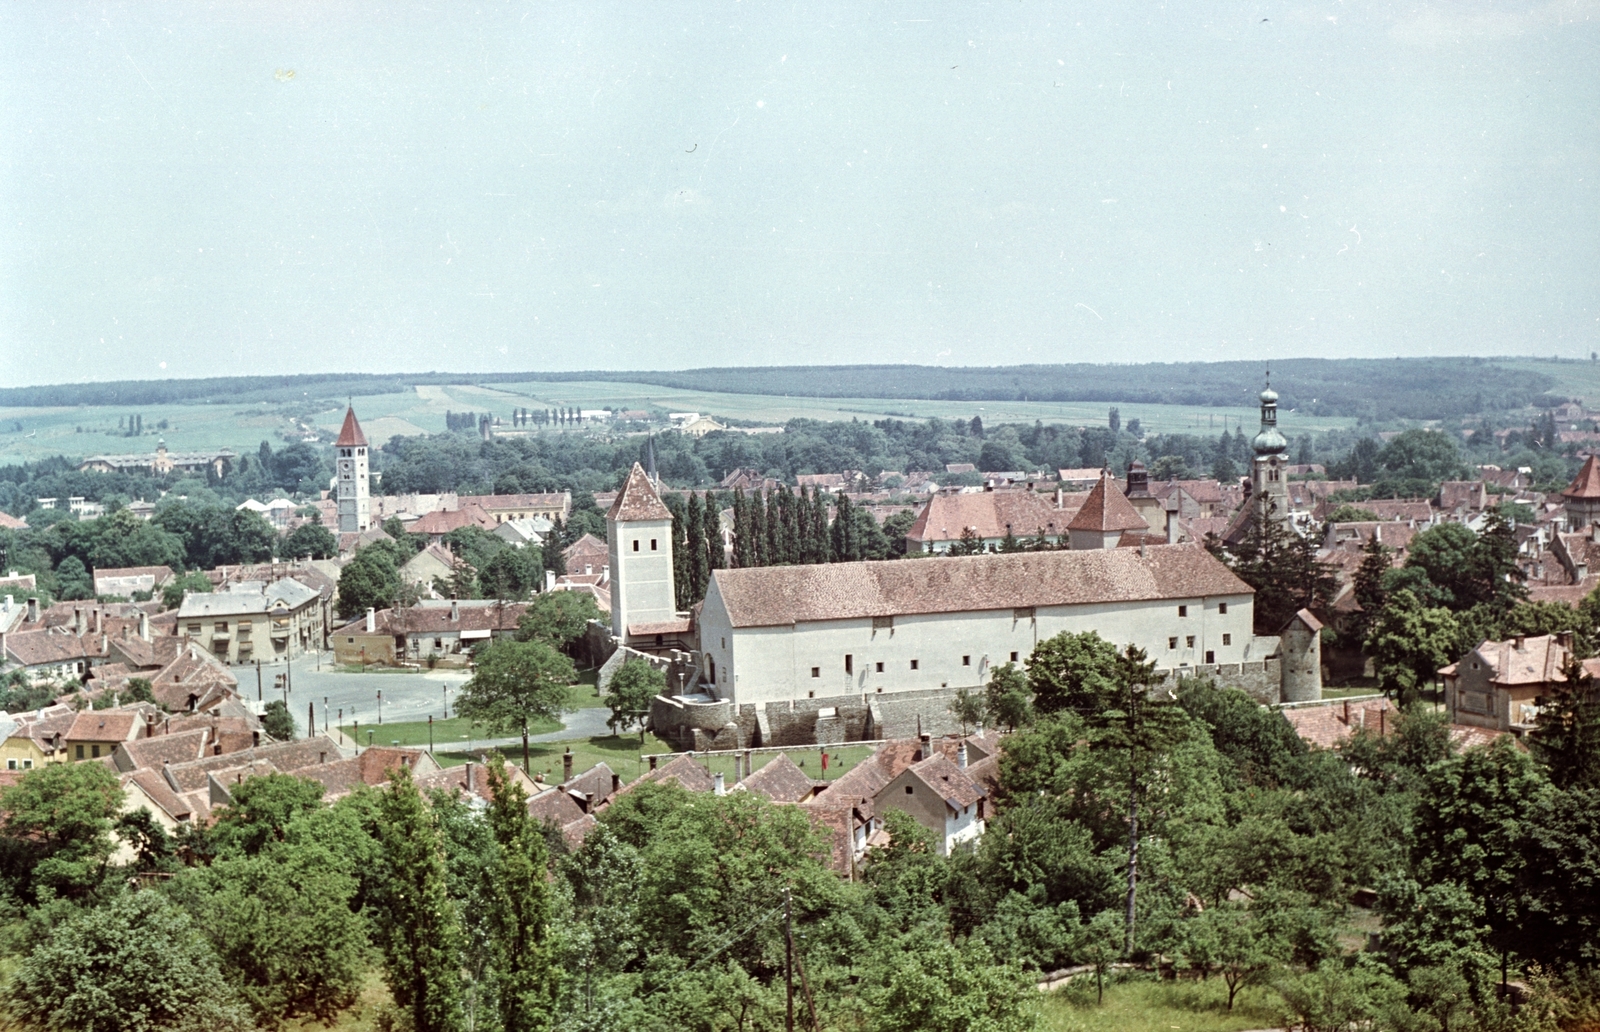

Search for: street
xmin=237 ymin=652 xmax=472 ymax=735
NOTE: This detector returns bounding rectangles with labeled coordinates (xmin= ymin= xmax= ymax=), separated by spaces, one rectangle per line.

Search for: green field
xmin=0 ymin=378 xmax=1354 ymax=466
xmin=1040 ymin=975 xmax=1287 ymax=1032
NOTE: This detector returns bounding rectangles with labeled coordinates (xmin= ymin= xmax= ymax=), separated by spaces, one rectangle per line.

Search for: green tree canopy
xmin=515 ymin=590 xmax=602 ymax=654
xmin=604 ymin=658 xmax=665 ymax=736
xmin=5 ymin=890 xmax=255 ymax=1032
xmin=456 ymin=639 xmax=575 ymax=735
xmin=280 ymin=522 xmax=337 ymax=560
xmin=1364 ymin=589 xmax=1462 ymax=705
xmin=335 ymin=543 xmax=402 ymax=620
xmin=0 ymin=761 xmax=123 ymax=900
xmin=1026 ymin=631 xmax=1122 ymax=716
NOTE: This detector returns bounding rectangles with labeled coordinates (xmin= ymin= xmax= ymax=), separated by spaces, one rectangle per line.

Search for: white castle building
xmin=600 ymin=462 xmax=1320 ymax=752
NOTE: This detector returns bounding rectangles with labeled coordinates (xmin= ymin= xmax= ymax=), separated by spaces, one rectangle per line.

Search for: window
xmin=22 ymin=760 xmax=31 ymax=770
xmin=811 ymin=667 xmax=820 ymax=678
xmin=632 ymin=540 xmax=640 ymax=552
xmin=905 ymin=785 xmax=914 ymax=795
xmin=650 ymin=539 xmax=658 ymax=550
xmin=1222 ymin=634 xmax=1232 ymax=646
xmin=214 ymin=621 xmax=228 ymax=633
xmin=75 ymin=745 xmax=84 ymax=760
xmin=721 ymin=638 xmax=726 ymax=649
xmin=187 ymin=623 xmax=201 ymax=635
xmin=808 ymin=691 xmax=814 ymax=698
xmin=844 ymin=655 xmax=853 ymax=674
xmin=91 ymin=745 xmax=101 ymax=759
xmin=1009 ymin=651 xmax=1019 ymax=662
xmin=1168 ymin=637 xmax=1178 ymax=649
xmin=5 ymin=760 xmax=13 ymax=771
xmin=1205 ymin=650 xmax=1215 ymax=663
xmin=1218 ymin=603 xmax=1228 ymax=615
xmin=1178 ymin=605 xmax=1188 ymax=617
xmin=875 ymin=661 xmax=884 ymax=673
xmin=1186 ymin=636 xmax=1195 ymax=648
xmin=910 ymin=659 xmax=919 ymax=670
xmin=962 ymin=655 xmax=971 ymax=666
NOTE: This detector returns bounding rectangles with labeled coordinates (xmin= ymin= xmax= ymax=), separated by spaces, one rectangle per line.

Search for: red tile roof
xmin=607 ymin=464 xmax=673 ymax=522
xmin=66 ymin=711 xmax=140 ymax=744
xmin=335 ymin=407 xmax=368 ymax=448
xmin=409 ymin=505 xmax=495 ymax=536
xmin=738 ymin=753 xmax=817 ymax=803
xmin=1564 ymin=455 xmax=1600 ymax=500
xmin=905 ymin=491 xmax=1072 ymax=544
xmin=708 ymin=544 xmax=1250 ymax=628
xmin=1066 ymin=474 xmax=1149 ymax=533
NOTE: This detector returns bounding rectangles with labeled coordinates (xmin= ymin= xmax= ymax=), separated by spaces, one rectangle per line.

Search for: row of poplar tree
xmin=665 ymin=486 xmax=869 ymax=610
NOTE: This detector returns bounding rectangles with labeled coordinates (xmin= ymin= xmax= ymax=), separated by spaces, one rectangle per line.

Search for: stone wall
xmin=1153 ymin=658 xmax=1283 ymax=705
xmin=649 ymin=684 xmax=969 ymax=751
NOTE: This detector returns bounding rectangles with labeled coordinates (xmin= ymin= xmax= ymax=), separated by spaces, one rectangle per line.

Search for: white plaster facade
xmin=699 ymin=586 xmax=1254 ymax=706
xmin=608 ymin=517 xmax=676 ymax=636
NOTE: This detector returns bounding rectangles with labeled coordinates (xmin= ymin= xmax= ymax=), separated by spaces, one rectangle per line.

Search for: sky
xmin=1 ymin=0 xmax=1596 ymax=387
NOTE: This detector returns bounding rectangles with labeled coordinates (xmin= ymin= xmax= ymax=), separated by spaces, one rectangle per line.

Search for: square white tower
xmin=335 ymin=407 xmax=371 ymax=534
xmin=606 ymin=462 xmax=677 ymax=638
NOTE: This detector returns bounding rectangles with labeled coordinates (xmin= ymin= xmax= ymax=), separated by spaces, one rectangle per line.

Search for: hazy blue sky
xmin=1 ymin=1 xmax=1596 ymax=387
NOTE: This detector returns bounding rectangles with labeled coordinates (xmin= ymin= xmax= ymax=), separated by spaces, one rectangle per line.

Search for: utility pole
xmin=323 ymin=697 xmax=328 ymax=733
xmin=307 ymin=700 xmax=314 ymax=740
xmin=521 ymin=717 xmax=530 ymax=775
xmin=377 ymin=690 xmax=383 ymax=724
xmin=428 ymin=714 xmax=434 ymax=755
xmin=255 ymin=660 xmax=262 ymax=701
xmin=784 ymin=887 xmax=794 ymax=1032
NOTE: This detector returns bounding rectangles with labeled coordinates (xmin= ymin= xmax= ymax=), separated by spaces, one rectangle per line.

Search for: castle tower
xmin=607 ymin=462 xmax=677 ymax=639
xmin=335 ymin=407 xmax=371 ymax=534
xmin=1066 ymin=471 xmax=1149 ymax=550
xmin=1561 ymin=454 xmax=1600 ymax=531
xmin=1250 ymin=377 xmax=1290 ymax=525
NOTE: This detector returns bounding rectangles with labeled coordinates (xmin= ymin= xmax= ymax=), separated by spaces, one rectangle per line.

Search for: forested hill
xmin=520 ymin=359 xmax=1557 ymax=421
xmin=0 ymin=358 xmax=1560 ymax=421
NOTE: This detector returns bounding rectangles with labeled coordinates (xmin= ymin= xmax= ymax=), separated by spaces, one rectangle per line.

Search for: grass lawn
xmin=337 ymin=715 xmax=562 ymax=749
xmin=1040 ymin=975 xmax=1287 ymax=1032
xmin=434 ymin=731 xmax=684 ymax=783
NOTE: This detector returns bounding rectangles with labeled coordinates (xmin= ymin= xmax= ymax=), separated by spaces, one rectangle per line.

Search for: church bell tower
xmin=335 ymin=406 xmax=371 ymax=534
xmin=1250 ymin=376 xmax=1290 ymax=525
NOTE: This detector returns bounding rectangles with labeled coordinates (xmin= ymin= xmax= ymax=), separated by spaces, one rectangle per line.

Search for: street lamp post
xmin=377 ymin=690 xmax=383 ymax=725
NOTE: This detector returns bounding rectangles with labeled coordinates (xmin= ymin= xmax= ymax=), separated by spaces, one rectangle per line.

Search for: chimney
xmin=649 ymin=754 xmax=658 ymax=771
xmin=26 ymin=597 xmax=38 ymax=623
xmin=139 ymin=611 xmax=149 ymax=642
xmin=1514 ymin=635 xmax=1526 ymax=651
xmin=450 ymin=599 xmax=459 ymax=623
xmin=145 ymin=713 xmax=156 ymax=738
xmin=957 ymin=741 xmax=968 ymax=769
xmin=562 ymin=747 xmax=573 ymax=783
xmin=1166 ymin=506 xmax=1178 ymax=545
xmin=93 ymin=609 xmax=101 ymax=634
xmin=919 ymin=732 xmax=931 ymax=761
xmin=611 ymin=772 xmax=621 ymax=795
xmin=365 ymin=607 xmax=376 ymax=633
xmin=73 ymin=608 xmax=84 ymax=636
xmin=1055 ymin=486 xmax=1063 ymax=508
xmin=713 ymin=771 xmax=726 ymax=795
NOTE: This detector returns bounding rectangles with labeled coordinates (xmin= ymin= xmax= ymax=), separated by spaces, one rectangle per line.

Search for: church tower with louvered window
xmin=335 ymin=407 xmax=371 ymax=533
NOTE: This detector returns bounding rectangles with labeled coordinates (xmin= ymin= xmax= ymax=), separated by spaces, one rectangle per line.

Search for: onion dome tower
xmin=1250 ymin=375 xmax=1290 ymax=525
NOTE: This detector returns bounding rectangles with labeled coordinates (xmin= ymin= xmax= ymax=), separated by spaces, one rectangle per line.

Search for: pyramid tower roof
xmin=1562 ymin=454 xmax=1600 ymax=500
xmin=334 ymin=407 xmax=368 ymax=448
xmin=607 ymin=463 xmax=672 ymax=522
xmin=1066 ymin=472 xmax=1150 ymax=533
